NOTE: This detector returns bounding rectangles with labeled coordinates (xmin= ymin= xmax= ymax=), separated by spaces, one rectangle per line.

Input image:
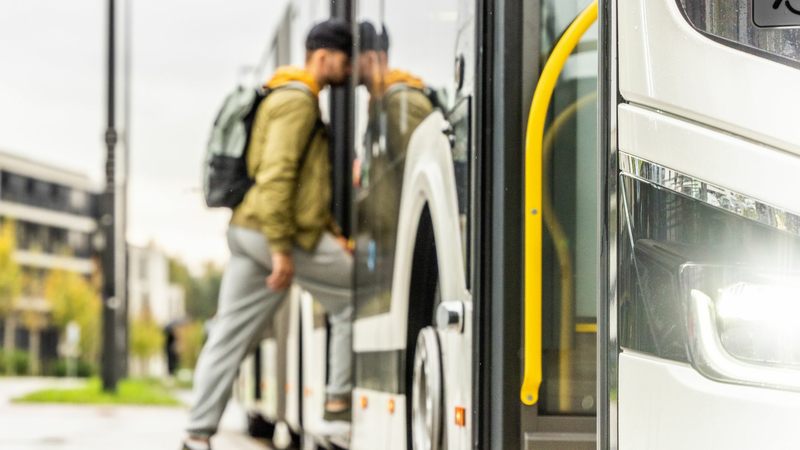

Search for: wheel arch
xmin=390 ymin=111 xmax=468 ymax=345
xmin=353 ymin=111 xmax=467 ymax=353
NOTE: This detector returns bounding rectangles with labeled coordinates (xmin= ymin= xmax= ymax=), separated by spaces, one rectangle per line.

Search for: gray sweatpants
xmin=187 ymin=226 xmax=353 ymax=439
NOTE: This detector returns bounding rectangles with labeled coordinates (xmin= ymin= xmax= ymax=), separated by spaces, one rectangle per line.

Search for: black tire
xmin=405 ymin=206 xmax=440 ymax=450
xmin=288 ymin=430 xmax=302 ymax=449
xmin=247 ymin=413 xmax=276 ymax=439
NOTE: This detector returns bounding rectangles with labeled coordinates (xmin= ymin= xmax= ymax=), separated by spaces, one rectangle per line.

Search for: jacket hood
xmin=266 ymin=67 xmax=321 ymax=98
xmin=384 ymin=69 xmax=425 ymax=90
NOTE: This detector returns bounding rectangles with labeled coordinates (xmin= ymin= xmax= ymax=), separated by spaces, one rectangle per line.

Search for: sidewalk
xmin=0 ymin=377 xmax=270 ymax=450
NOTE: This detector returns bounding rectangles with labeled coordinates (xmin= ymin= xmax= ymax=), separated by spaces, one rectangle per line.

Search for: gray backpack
xmin=203 ymin=82 xmax=320 ymax=209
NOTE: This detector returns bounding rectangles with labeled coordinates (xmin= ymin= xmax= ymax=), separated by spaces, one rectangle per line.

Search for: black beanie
xmin=358 ymin=21 xmax=389 ymax=52
xmin=306 ymin=19 xmax=353 ymax=57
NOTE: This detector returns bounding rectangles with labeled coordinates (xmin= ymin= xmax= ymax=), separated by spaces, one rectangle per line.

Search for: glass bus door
xmin=522 ymin=1 xmax=599 ymax=448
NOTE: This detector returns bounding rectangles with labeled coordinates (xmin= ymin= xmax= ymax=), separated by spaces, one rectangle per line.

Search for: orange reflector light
xmin=353 ymin=158 xmax=362 ymax=187
xmin=304 ymin=387 xmax=312 ymax=397
xmin=388 ymin=399 xmax=395 ymax=414
xmin=455 ymin=407 xmax=466 ymax=427
xmin=360 ymin=396 xmax=368 ymax=409
xmin=285 ymin=383 xmax=290 ymax=393
xmin=260 ymin=381 xmax=266 ymax=390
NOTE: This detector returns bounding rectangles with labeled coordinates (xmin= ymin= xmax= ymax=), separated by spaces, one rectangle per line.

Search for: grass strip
xmin=14 ymin=378 xmax=182 ymax=406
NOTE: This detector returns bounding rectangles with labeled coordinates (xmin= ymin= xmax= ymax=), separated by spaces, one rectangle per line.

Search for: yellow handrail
xmin=521 ymin=0 xmax=598 ymax=406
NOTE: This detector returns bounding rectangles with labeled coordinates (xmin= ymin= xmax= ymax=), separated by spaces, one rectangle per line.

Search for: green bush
xmin=49 ymin=358 xmax=97 ymax=378
xmin=0 ymin=350 xmax=30 ymax=375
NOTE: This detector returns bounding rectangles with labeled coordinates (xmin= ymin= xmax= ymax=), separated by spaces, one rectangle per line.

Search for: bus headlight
xmin=717 ymin=281 xmax=800 ymax=357
xmin=618 ymin=165 xmax=800 ymax=392
xmin=684 ymin=275 xmax=800 ymax=391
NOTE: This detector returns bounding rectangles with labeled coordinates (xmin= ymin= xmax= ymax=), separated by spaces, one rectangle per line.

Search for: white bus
xmin=236 ymin=0 xmax=800 ymax=448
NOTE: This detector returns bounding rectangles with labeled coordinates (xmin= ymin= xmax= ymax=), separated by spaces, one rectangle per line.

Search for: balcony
xmin=0 ymin=172 xmax=97 ymax=218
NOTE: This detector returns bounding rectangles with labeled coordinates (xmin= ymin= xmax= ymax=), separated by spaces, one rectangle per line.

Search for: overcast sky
xmin=0 ymin=0 xmax=291 ymax=271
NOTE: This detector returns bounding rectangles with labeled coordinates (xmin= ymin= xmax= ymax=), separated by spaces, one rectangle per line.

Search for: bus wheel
xmin=411 ymin=327 xmax=444 ymax=450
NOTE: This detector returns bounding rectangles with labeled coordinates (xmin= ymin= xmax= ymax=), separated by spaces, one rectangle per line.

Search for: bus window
xmin=677 ymin=0 xmax=800 ymax=68
xmin=539 ymin=0 xmax=599 ymax=416
xmin=353 ymin=0 xmax=458 ymax=319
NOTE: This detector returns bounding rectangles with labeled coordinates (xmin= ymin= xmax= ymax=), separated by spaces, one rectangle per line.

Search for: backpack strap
xmin=298 ymin=118 xmax=324 ymax=170
xmin=385 ymin=82 xmax=443 ymax=112
xmin=384 ymin=82 xmax=410 ymax=100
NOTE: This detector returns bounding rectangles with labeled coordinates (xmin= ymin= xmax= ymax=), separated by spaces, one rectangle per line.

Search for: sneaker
xmin=322 ymin=406 xmax=352 ymax=423
xmin=319 ymin=395 xmax=351 ymax=445
xmin=182 ymin=441 xmax=212 ymax=450
xmin=323 ymin=395 xmax=352 ymax=422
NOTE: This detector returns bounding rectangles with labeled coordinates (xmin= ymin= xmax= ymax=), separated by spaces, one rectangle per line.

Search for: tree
xmin=0 ymin=220 xmax=23 ymax=375
xmin=175 ymin=320 xmax=205 ymax=370
xmin=20 ymin=307 xmax=45 ymax=376
xmin=44 ymin=269 xmax=101 ymax=361
xmin=192 ymin=262 xmax=223 ymax=320
xmin=130 ymin=316 xmax=165 ymax=377
xmin=169 ymin=258 xmax=222 ymax=320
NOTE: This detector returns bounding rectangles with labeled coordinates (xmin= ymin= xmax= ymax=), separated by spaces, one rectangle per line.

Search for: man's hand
xmin=267 ymin=253 xmax=294 ymax=291
xmin=336 ymin=235 xmax=352 ymax=255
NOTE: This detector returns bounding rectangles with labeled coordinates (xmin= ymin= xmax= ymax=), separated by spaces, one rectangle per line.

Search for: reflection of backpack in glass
xmin=203 ymin=82 xmax=320 ymax=209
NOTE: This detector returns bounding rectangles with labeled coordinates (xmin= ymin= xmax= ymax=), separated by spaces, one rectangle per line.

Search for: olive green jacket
xmin=384 ymin=83 xmax=434 ymax=161
xmin=230 ymin=71 xmax=337 ymax=254
xmin=365 ymin=80 xmax=434 ymax=250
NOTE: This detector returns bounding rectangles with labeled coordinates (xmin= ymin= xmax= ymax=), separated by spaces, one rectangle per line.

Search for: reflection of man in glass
xmin=358 ymin=22 xmax=434 ymax=162
xmin=357 ymin=22 xmax=434 ymax=247
xmin=354 ymin=22 xmax=436 ymax=319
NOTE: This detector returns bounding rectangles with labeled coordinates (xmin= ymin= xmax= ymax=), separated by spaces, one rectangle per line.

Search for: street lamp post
xmin=101 ymin=0 xmax=119 ymax=393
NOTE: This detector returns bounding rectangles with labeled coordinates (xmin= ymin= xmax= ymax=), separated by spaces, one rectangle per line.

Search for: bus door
xmin=521 ymin=1 xmax=599 ymax=448
xmin=352 ymin=1 xmax=467 ymax=448
xmin=607 ymin=0 xmax=800 ymax=448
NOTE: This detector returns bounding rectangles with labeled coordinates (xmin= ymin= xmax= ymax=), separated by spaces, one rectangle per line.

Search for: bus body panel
xmin=300 ymin=292 xmax=328 ymax=441
xmin=387 ymin=112 xmax=473 ymax=450
xmin=351 ymin=389 xmax=407 ymax=450
xmin=615 ymin=0 xmax=800 ymax=437
xmin=259 ymin=337 xmax=279 ymax=420
xmin=441 ymin=295 xmax=473 ymax=449
xmin=618 ymin=0 xmax=800 ymax=154
xmin=619 ymin=351 xmax=800 ymax=450
xmin=284 ymin=288 xmax=302 ymax=433
xmin=618 ymin=104 xmax=800 ymax=216
xmin=617 ymin=101 xmax=800 ymax=449
xmin=352 ymin=111 xmax=473 ymax=448
xmin=238 ymin=354 xmax=257 ymax=411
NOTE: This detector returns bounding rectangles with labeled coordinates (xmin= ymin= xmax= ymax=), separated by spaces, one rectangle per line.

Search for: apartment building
xmin=0 ymin=151 xmax=99 ymax=369
xmin=0 ymin=151 xmax=186 ymax=378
